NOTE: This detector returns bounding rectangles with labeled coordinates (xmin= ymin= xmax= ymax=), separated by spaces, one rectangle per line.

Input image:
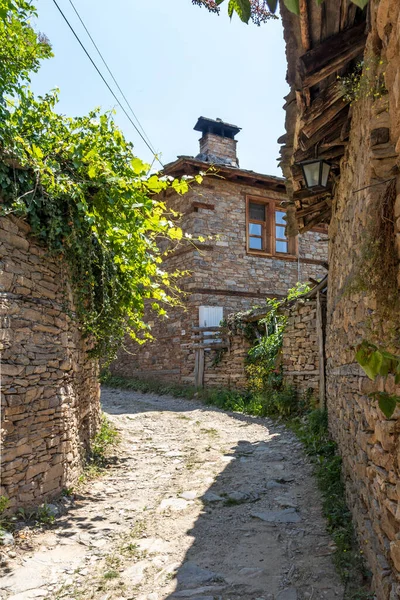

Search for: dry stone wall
xmin=325 ymin=1 xmax=400 ymax=596
xmin=281 ymin=300 xmax=320 ymax=398
xmin=0 ymin=216 xmax=100 ymax=510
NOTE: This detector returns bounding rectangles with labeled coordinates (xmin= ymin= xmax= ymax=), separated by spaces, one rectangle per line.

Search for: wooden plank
xmin=192 ymin=326 xmax=223 ymax=332
xmin=192 ymin=343 xmax=229 ymax=350
xmin=301 ymin=40 xmax=366 ymax=88
xmin=302 ymin=97 xmax=349 ymax=139
xmin=299 ymin=208 xmax=332 ymax=234
xmin=302 ymin=82 xmax=345 ymax=126
xmin=299 ymin=22 xmax=367 ymax=77
xmin=299 ymin=107 xmax=349 ymax=153
xmin=316 ymin=291 xmax=326 ymax=409
xmin=296 ymin=198 xmax=331 ymax=218
xmin=192 ymin=201 xmax=215 ymax=210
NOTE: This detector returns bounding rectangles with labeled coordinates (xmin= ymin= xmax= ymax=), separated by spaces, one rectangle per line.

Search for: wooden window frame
xmin=246 ymin=196 xmax=297 ymax=258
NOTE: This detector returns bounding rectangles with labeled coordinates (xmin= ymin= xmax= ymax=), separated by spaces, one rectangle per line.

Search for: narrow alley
xmin=1 ymin=389 xmax=342 ymax=600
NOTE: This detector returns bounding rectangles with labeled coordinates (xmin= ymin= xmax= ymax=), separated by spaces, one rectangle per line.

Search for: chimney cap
xmin=194 ymin=116 xmax=241 ymax=138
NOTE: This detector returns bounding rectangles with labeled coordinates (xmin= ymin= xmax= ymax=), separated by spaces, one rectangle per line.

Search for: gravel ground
xmin=0 ymin=387 xmax=344 ymax=600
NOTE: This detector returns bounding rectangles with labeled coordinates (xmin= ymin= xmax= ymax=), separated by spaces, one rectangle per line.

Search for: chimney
xmin=194 ymin=116 xmax=241 ymax=168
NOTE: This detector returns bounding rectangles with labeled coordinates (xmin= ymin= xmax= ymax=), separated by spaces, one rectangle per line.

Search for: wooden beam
xmin=296 ymin=198 xmax=331 ymax=218
xmin=299 ymin=22 xmax=366 ymax=76
xmin=299 ymin=107 xmax=349 ymax=153
xmin=302 ymin=82 xmax=346 ymax=125
xmin=299 ymin=0 xmax=311 ymax=51
xmin=299 ymin=208 xmax=332 ymax=234
xmin=302 ymin=97 xmax=349 ymax=139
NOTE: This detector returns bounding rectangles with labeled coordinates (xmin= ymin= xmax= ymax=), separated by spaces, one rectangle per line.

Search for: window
xmin=199 ymin=306 xmax=223 ymax=328
xmin=246 ymin=197 xmax=296 ymax=257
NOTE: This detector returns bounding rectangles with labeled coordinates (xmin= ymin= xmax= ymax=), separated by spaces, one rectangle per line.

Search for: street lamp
xmin=299 ymin=159 xmax=331 ymax=191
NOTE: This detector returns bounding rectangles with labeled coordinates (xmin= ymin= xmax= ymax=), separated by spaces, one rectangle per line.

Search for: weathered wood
xmin=302 ymin=44 xmax=366 ymax=88
xmin=302 ymin=82 xmax=345 ymax=125
xmin=299 ymin=107 xmax=349 ymax=153
xmin=299 ymin=0 xmax=311 ymax=51
xmin=316 ymin=291 xmax=326 ymax=409
xmin=192 ymin=326 xmax=223 ymax=332
xmin=299 ymin=22 xmax=367 ymax=80
xmin=296 ymin=198 xmax=331 ymax=218
xmin=193 ymin=343 xmax=229 ymax=350
xmin=299 ymin=208 xmax=332 ymax=234
xmin=292 ymin=188 xmax=328 ymax=202
xmin=304 ymin=275 xmax=328 ymax=298
xmin=194 ymin=348 xmax=205 ymax=388
xmin=192 ymin=201 xmax=215 ymax=210
xmin=302 ymin=97 xmax=349 ymax=139
xmin=191 ymin=331 xmax=224 ymax=338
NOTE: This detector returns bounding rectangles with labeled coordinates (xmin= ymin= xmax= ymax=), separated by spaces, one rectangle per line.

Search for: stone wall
xmin=113 ymin=175 xmax=328 ymax=385
xmin=325 ymin=1 xmax=400 ymax=596
xmin=0 ymin=216 xmax=101 ymax=510
xmin=281 ymin=300 xmax=320 ymax=398
xmin=202 ymin=334 xmax=251 ymax=390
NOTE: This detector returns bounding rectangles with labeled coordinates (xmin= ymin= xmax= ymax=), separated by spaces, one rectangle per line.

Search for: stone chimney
xmin=194 ymin=116 xmax=241 ymax=168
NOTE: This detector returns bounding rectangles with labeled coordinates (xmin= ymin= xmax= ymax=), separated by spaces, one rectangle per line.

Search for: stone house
xmin=279 ymin=0 xmax=400 ymax=596
xmin=112 ymin=117 xmax=328 ymax=386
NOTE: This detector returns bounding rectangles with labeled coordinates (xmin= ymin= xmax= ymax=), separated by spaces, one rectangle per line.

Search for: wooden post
xmin=316 ymin=291 xmax=326 ymax=409
xmin=194 ymin=348 xmax=205 ymax=389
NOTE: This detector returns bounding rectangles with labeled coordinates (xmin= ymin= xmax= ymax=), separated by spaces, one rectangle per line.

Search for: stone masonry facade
xmin=0 ymin=216 xmax=100 ymax=510
xmin=324 ymin=1 xmax=400 ymax=596
xmin=113 ymin=171 xmax=328 ymax=386
xmin=281 ymin=300 xmax=320 ymax=398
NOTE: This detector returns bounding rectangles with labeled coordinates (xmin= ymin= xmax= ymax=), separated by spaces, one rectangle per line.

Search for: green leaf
xmin=284 ymin=0 xmax=300 ymax=15
xmin=266 ymin=0 xmax=278 ymax=12
xmin=350 ymin=0 xmax=369 ymax=8
xmin=131 ymin=157 xmax=147 ymax=175
xmin=227 ymin=0 xmax=251 ymax=23
xmin=370 ymin=392 xmax=398 ymax=419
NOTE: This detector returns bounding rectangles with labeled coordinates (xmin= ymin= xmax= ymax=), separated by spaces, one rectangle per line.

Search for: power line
xmin=66 ymin=0 xmax=156 ymax=152
xmin=51 ymin=0 xmax=163 ymax=167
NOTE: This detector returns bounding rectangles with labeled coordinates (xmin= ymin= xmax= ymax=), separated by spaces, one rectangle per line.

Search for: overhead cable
xmin=66 ymin=0 xmax=156 ymax=152
xmin=51 ymin=0 xmax=163 ymax=167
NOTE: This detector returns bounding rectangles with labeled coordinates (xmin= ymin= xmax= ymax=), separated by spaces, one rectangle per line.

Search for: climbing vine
xmin=245 ymin=284 xmax=310 ymax=393
xmin=0 ymin=0 xmax=202 ymax=360
xmin=355 ymin=341 xmax=400 ymax=418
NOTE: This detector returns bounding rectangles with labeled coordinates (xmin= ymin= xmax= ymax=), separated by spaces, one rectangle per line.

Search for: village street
xmin=1 ymin=388 xmax=343 ymax=600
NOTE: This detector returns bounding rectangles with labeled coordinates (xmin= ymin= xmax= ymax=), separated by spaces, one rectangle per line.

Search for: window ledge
xmin=247 ymin=251 xmax=298 ymax=261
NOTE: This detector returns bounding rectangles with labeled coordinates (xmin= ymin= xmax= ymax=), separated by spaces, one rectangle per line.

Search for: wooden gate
xmin=192 ymin=326 xmax=229 ymax=388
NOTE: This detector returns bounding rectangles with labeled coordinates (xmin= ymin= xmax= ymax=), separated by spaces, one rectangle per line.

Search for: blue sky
xmin=32 ymin=0 xmax=288 ymax=175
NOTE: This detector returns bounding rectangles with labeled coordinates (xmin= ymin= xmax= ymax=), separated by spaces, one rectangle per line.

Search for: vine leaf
xmin=227 ymin=0 xmax=251 ymax=22
xmin=283 ymin=0 xmax=300 ymax=15
xmin=370 ymin=392 xmax=398 ymax=419
xmin=266 ymin=0 xmax=278 ymax=12
xmin=350 ymin=0 xmax=369 ymax=8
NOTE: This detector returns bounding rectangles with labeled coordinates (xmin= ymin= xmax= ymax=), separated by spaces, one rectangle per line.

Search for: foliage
xmin=290 ymin=411 xmax=372 ymax=598
xmin=355 ymin=340 xmax=400 ymax=418
xmin=0 ymin=0 xmax=52 ymax=113
xmin=0 ymin=1 xmax=204 ymax=360
xmin=337 ymin=58 xmax=387 ymax=105
xmin=86 ymin=414 xmax=119 ymax=472
xmin=245 ymin=283 xmax=310 ymax=394
xmin=192 ymin=0 xmax=369 ymax=23
xmin=0 ymin=495 xmax=11 ymax=538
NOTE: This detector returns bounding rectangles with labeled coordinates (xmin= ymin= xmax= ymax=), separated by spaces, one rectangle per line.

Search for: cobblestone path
xmin=0 ymin=388 xmax=343 ymax=600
